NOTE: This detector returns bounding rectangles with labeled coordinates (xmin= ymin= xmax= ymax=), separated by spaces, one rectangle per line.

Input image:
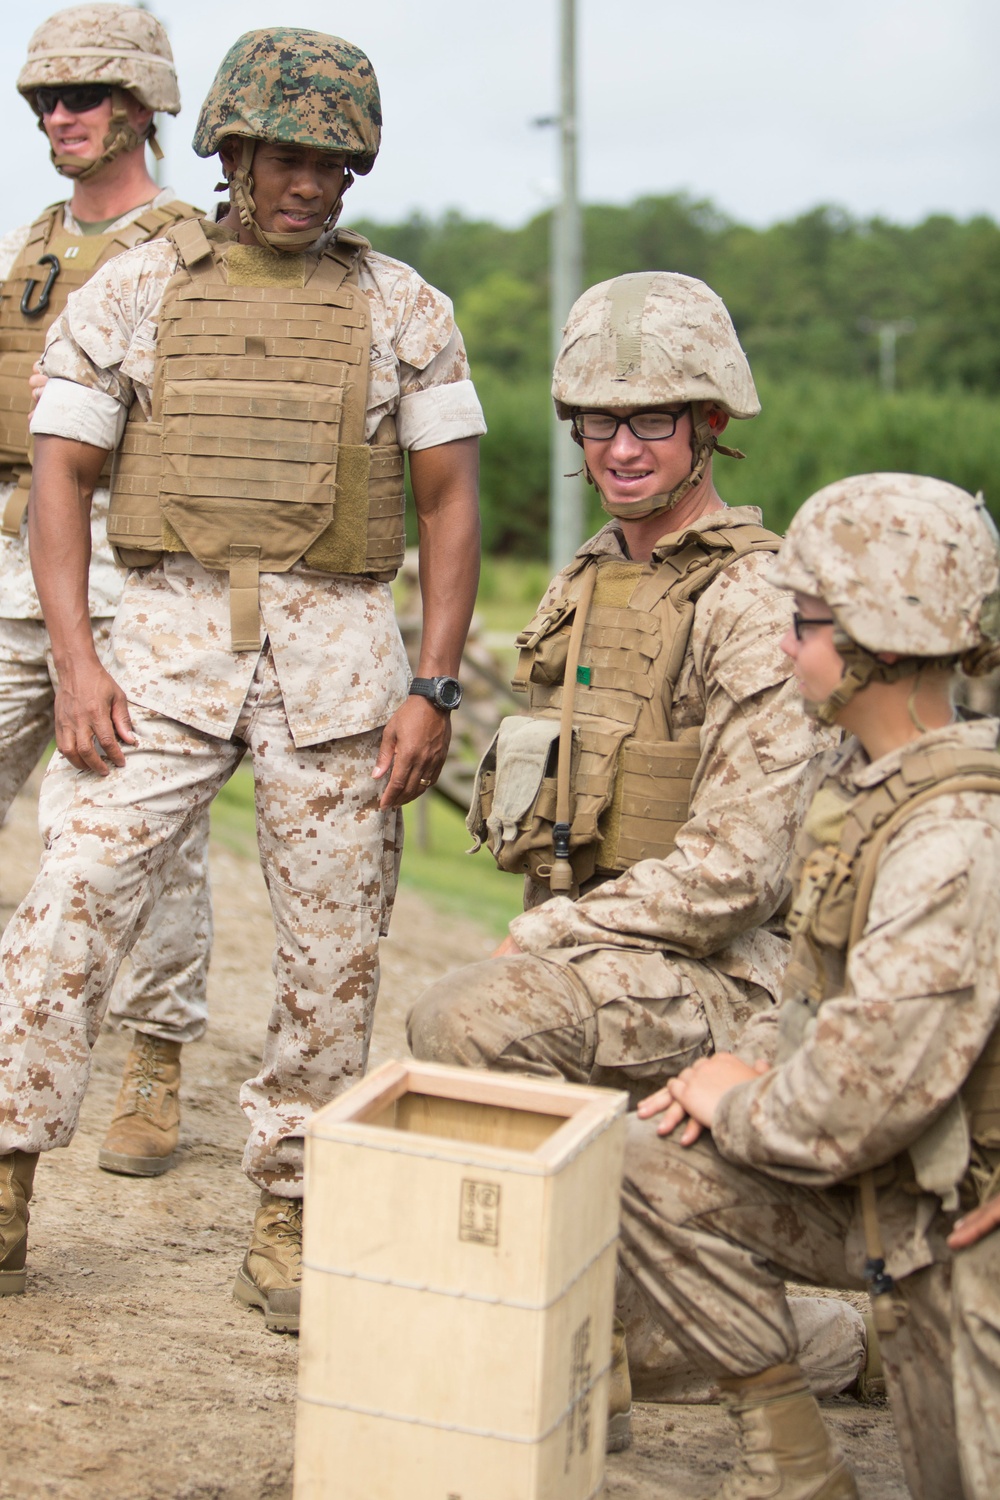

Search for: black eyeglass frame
xmin=33 ymin=84 xmax=113 ymax=118
xmin=570 ymin=408 xmax=685 ymax=443
xmin=792 ymin=611 xmax=836 ymax=641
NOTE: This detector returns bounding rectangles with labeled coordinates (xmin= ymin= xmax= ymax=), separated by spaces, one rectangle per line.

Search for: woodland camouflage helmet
xmin=771 ymin=472 xmax=1000 ymax=722
xmin=17 ymin=4 xmax=180 ymax=180
xmin=193 ymin=29 xmax=381 ymax=252
xmin=552 ymin=272 xmax=760 ymax=518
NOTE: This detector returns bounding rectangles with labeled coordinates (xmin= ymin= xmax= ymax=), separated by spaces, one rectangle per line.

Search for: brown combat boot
xmin=712 ymin=1362 xmax=859 ymax=1499
xmin=0 ymin=1151 xmax=39 ymax=1296
xmin=606 ymin=1315 xmax=633 ymax=1452
xmin=98 ymin=1033 xmax=182 ymax=1177
xmin=233 ymin=1191 xmax=303 ymax=1334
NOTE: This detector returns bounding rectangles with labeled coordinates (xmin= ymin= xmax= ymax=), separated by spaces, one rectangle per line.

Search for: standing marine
xmin=0 ymin=3 xmax=211 ymax=1179
xmin=0 ymin=28 xmax=484 ymax=1332
xmin=630 ymin=473 xmax=1000 ymax=1499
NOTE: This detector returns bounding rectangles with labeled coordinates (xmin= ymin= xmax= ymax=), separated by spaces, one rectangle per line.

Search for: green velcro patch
xmin=577 ymin=665 xmax=591 ymax=685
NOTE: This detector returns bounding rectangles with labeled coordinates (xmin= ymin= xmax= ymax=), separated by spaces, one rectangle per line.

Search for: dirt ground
xmin=0 ymin=773 xmax=910 ymax=1499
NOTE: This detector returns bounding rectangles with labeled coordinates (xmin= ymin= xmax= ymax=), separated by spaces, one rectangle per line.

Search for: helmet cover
xmin=552 ymin=271 xmax=759 ymax=421
xmin=193 ymin=28 xmax=381 ymax=173
xmin=17 ymin=3 xmax=180 ymax=114
xmin=771 ymin=472 xmax=1000 ymax=659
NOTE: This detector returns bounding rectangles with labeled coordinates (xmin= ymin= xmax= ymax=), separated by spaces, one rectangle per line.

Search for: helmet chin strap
xmin=227 ymin=139 xmax=352 ymax=254
xmin=588 ymin=401 xmax=746 ymax=522
xmin=811 ymin=630 xmax=924 ymax=726
xmin=48 ymin=88 xmax=161 ymax=182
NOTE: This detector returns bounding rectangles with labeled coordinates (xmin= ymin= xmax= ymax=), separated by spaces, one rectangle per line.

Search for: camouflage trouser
xmin=0 ymin=615 xmax=212 ymax=1043
xmin=617 ymin=1272 xmax=865 ymax=1403
xmin=0 ymin=647 xmax=400 ymax=1193
xmin=619 ymin=1114 xmax=1000 ymax=1500
xmin=407 ymin=944 xmax=772 ymax=1106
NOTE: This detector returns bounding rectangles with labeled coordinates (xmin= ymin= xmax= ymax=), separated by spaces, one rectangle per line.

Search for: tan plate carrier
xmin=106 ymin=220 xmax=406 ymax=651
xmin=0 ymin=197 xmax=199 ymax=535
xmin=467 ymin=523 xmax=780 ymax=894
xmin=781 ymin=737 xmax=1000 ymax=1330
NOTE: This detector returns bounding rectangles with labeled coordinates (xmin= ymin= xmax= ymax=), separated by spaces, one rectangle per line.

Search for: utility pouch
xmin=466 ymin=712 xmax=631 ymax=889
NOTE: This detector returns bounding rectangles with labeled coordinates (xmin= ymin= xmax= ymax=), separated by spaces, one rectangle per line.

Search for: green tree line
xmin=349 ymin=196 xmax=1000 ymax=552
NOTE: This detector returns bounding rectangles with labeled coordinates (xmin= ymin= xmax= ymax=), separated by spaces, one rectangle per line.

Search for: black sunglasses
xmin=792 ymin=611 xmax=835 ymax=640
xmin=34 ymin=85 xmax=112 ymax=117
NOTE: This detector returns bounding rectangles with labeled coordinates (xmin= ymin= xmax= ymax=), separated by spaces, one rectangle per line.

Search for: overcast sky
xmin=3 ymin=0 xmax=997 ymax=234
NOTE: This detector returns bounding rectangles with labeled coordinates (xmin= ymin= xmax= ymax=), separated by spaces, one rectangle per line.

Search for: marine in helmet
xmin=0 ymin=4 xmax=212 ymax=1182
xmin=627 ymin=474 xmax=1000 ymax=1499
xmin=0 ymin=29 xmax=484 ymax=1327
xmin=408 ymin=272 xmax=867 ymax=1440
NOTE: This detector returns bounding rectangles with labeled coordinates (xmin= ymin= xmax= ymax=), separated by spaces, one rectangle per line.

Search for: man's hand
xmin=54 ymin=654 xmax=136 ymax=774
xmin=372 ymin=694 xmax=451 ymax=808
xmin=948 ymin=1194 xmax=1000 ymax=1251
xmin=29 ymin=360 xmax=47 ymax=407
xmin=637 ymin=1054 xmax=770 ymax=1146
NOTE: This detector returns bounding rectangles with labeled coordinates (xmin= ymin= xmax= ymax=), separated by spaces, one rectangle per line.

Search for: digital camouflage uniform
xmin=619 ymin=476 xmax=1000 ymax=1500
xmin=0 ymin=33 xmax=485 ymax=1203
xmin=0 ymin=200 xmax=212 ymax=1048
xmin=409 ymin=507 xmax=828 ymax=1091
xmin=408 ymin=272 xmax=865 ymax=1416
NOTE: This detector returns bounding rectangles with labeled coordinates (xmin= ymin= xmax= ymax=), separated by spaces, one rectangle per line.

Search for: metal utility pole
xmin=858 ymin=317 xmax=916 ymax=395
xmin=549 ymin=0 xmax=583 ymax=572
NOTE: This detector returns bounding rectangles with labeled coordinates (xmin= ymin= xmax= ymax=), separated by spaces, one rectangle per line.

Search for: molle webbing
xmin=0 ymin=198 xmax=199 ymax=524
xmin=499 ymin=522 xmax=780 ymax=887
xmin=107 ymin=220 xmax=405 ymax=651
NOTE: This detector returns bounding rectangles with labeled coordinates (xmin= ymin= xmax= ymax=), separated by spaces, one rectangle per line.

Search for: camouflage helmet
xmin=772 ymin=474 xmax=1000 ymax=723
xmin=193 ymin=29 xmax=381 ymax=174
xmin=772 ymin=474 xmax=1000 ymax=658
xmin=17 ymin=4 xmax=180 ymax=114
xmin=552 ymin=272 xmax=759 ymax=520
xmin=552 ymin=272 xmax=759 ymax=422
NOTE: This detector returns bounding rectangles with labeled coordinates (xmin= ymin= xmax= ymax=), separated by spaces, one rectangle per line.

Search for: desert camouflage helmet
xmin=193 ymin=29 xmax=381 ymax=173
xmin=772 ymin=473 xmax=1000 ymax=722
xmin=17 ymin=4 xmax=180 ymax=114
xmin=552 ymin=272 xmax=759 ymax=421
xmin=553 ymin=273 xmax=760 ymax=519
xmin=17 ymin=4 xmax=179 ymax=181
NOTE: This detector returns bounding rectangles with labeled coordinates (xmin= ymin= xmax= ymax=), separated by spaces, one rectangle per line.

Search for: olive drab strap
xmin=107 ymin=224 xmax=405 ymax=651
xmin=0 ymin=196 xmax=200 ymax=528
xmin=471 ymin=521 xmax=781 ymax=890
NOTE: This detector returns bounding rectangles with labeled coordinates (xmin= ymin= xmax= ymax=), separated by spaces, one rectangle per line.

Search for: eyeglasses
xmin=34 ymin=85 xmax=112 ymax=117
xmin=571 ymin=409 xmax=684 ymax=442
xmin=792 ymin=612 xmax=835 ymax=640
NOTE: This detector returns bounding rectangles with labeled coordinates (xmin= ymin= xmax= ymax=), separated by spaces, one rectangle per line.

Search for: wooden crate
xmin=294 ymin=1059 xmax=628 ymax=1500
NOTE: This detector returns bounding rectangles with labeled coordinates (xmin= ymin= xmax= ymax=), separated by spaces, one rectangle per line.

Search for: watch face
xmin=436 ymin=677 xmax=463 ymax=709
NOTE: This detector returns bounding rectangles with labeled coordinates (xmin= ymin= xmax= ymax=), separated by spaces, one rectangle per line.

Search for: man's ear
xmin=217 ymin=137 xmax=238 ymax=177
xmin=706 ymin=405 xmax=730 ymax=435
xmin=875 ymin=651 xmax=900 ymax=664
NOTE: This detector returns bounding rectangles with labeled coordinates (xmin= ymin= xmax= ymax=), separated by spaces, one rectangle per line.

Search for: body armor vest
xmin=780 ymin=738 xmax=1000 ymax=1201
xmin=0 ymin=197 xmax=198 ymax=533
xmin=106 ymin=219 xmax=406 ymax=652
xmin=467 ymin=522 xmax=780 ymax=893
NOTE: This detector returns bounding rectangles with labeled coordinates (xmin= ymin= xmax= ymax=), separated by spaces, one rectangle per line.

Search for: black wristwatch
xmin=409 ymin=675 xmax=463 ymax=711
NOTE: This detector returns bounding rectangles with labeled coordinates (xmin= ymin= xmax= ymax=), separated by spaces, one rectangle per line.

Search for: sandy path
xmin=0 ymin=775 xmax=908 ymax=1499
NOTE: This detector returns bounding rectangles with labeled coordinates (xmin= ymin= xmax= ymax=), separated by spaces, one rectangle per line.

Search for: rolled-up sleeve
xmin=30 ymin=378 xmax=126 ymax=449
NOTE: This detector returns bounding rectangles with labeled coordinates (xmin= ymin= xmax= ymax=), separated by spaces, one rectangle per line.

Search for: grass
xmin=399 ymin=795 xmax=522 ymax=936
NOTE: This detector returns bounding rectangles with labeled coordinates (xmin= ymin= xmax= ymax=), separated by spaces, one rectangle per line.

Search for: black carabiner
xmin=21 ymin=253 xmax=61 ymax=319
